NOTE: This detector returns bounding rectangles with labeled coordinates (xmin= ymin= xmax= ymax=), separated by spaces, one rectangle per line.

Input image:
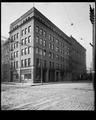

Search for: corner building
xmin=9 ymin=7 xmax=86 ymax=83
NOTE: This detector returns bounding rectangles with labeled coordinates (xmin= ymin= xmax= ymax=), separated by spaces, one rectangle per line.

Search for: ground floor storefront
xmin=10 ymin=66 xmax=72 ymax=83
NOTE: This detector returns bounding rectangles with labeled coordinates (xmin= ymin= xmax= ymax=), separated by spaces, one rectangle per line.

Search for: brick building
xmin=9 ymin=7 xmax=86 ymax=83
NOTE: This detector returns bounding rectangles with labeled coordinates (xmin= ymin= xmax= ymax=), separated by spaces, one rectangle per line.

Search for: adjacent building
xmin=1 ymin=37 xmax=10 ymax=82
xmin=70 ymin=36 xmax=86 ymax=80
xmin=9 ymin=7 xmax=86 ymax=83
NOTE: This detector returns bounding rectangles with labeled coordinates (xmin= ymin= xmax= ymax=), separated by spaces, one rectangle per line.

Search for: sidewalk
xmin=1 ymin=80 xmax=92 ymax=87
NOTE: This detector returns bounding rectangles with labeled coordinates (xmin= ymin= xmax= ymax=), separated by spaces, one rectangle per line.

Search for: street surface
xmin=1 ymin=82 xmax=94 ymax=110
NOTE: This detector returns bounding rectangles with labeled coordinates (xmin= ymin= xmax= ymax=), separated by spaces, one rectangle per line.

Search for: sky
xmin=1 ymin=2 xmax=95 ymax=70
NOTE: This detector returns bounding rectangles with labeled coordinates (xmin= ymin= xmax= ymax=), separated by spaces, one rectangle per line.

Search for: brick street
xmin=1 ymin=82 xmax=94 ymax=110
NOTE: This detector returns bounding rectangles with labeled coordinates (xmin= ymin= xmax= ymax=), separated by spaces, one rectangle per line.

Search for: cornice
xmin=9 ymin=16 xmax=33 ymax=34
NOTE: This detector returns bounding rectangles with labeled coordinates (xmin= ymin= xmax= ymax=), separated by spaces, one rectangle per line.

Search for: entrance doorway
xmin=42 ymin=69 xmax=47 ymax=82
xmin=56 ymin=71 xmax=60 ymax=81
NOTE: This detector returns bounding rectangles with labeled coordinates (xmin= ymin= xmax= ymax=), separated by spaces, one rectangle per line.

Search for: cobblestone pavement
xmin=1 ymin=82 xmax=94 ymax=110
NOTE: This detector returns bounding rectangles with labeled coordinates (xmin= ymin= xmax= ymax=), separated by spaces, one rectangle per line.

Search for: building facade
xmin=9 ymin=7 xmax=86 ymax=83
xmin=1 ymin=37 xmax=10 ymax=82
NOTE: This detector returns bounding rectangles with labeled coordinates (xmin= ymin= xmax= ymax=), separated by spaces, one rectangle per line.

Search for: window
xmin=44 ymin=60 xmax=46 ymax=68
xmin=11 ymin=44 xmax=13 ymax=51
xmin=17 ymin=33 xmax=19 ymax=39
xmin=28 ymin=47 xmax=31 ymax=54
xmin=36 ymin=26 xmax=39 ymax=33
xmin=49 ymin=52 xmax=51 ymax=58
xmin=16 ymin=51 xmax=18 ymax=57
xmin=67 ymin=48 xmax=69 ymax=55
xmin=43 ymin=50 xmax=46 ymax=56
xmin=16 ymin=61 xmax=18 ymax=68
xmin=28 ymin=26 xmax=31 ymax=33
xmin=63 ymin=50 xmax=65 ymax=55
xmin=14 ymin=52 xmax=16 ymax=58
xmin=21 ymin=39 xmax=24 ymax=45
xmin=21 ymin=30 xmax=24 ymax=36
xmin=40 ymin=38 xmax=43 ymax=45
xmin=56 ymin=39 xmax=59 ymax=44
xmin=43 ymin=40 xmax=46 ymax=46
xmin=52 ymin=62 xmax=54 ymax=68
xmin=25 ymin=28 xmax=27 ymax=34
xmin=49 ymin=61 xmax=51 ymax=68
xmin=25 ymin=59 xmax=27 ymax=67
xmin=36 ymin=47 xmax=39 ymax=54
xmin=63 ymin=43 xmax=64 ymax=47
xmin=51 ymin=44 xmax=54 ymax=50
xmin=36 ymin=58 xmax=40 ymax=67
xmin=14 ymin=34 xmax=16 ymax=40
xmin=43 ymin=31 xmax=46 ymax=37
xmin=57 ymin=63 xmax=59 ymax=69
xmin=21 ymin=49 xmax=24 ymax=56
xmin=16 ymin=74 xmax=19 ymax=79
xmin=49 ymin=43 xmax=51 ymax=49
xmin=62 ymin=57 xmax=64 ymax=62
xmin=14 ymin=61 xmax=15 ymax=68
xmin=60 ymin=49 xmax=61 ymax=54
xmin=25 ymin=47 xmax=28 ymax=55
xmin=21 ymin=60 xmax=24 ymax=67
xmin=51 ymin=36 xmax=54 ymax=42
xmin=61 ymin=49 xmax=63 ymax=54
xmin=51 ymin=53 xmax=54 ymax=59
xmin=11 ymin=62 xmax=13 ymax=68
xmin=59 ymin=41 xmax=61 ymax=46
xmin=56 ymin=47 xmax=59 ymax=52
xmin=28 ymin=36 xmax=31 ymax=43
xmin=39 ymin=29 xmax=43 ymax=35
xmin=14 ymin=43 xmax=16 ymax=49
xmin=16 ymin=41 xmax=18 ymax=48
xmin=11 ymin=36 xmax=13 ymax=41
xmin=62 ymin=42 xmax=63 ymax=47
xmin=25 ymin=37 xmax=28 ymax=44
xmin=11 ymin=53 xmax=13 ymax=60
xmin=60 ymin=49 xmax=62 ymax=54
xmin=56 ymin=54 xmax=59 ymax=60
xmin=28 ymin=58 xmax=31 ymax=66
xmin=13 ymin=35 xmax=15 ymax=40
xmin=39 ymin=49 xmax=42 ymax=55
xmin=15 ymin=42 xmax=17 ymax=48
xmin=48 ymin=34 xmax=51 ymax=40
xmin=36 ymin=36 xmax=39 ymax=43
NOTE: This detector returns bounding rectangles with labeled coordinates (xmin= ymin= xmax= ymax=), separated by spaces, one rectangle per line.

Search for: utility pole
xmin=89 ymin=4 xmax=95 ymax=88
xmin=41 ymin=50 xmax=43 ymax=85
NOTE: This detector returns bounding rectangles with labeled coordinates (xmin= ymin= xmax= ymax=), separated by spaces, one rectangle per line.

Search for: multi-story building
xmin=1 ymin=37 xmax=10 ymax=82
xmin=9 ymin=7 xmax=86 ymax=83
